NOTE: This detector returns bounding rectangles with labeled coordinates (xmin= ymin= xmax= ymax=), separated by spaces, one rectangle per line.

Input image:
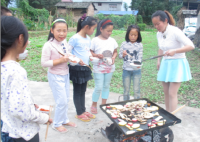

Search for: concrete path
xmin=29 ymin=81 xmax=200 ymax=142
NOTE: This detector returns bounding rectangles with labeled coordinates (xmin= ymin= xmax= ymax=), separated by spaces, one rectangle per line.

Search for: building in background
xmin=55 ymin=0 xmax=123 ymax=21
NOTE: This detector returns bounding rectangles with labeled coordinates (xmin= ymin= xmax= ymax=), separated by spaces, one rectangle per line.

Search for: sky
xmin=122 ymin=0 xmax=132 ymax=11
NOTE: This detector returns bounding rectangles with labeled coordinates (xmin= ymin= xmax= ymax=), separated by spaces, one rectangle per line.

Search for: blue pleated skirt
xmin=157 ymin=58 xmax=192 ymax=82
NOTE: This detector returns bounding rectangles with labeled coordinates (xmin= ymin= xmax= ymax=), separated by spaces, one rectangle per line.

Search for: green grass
xmin=21 ymin=30 xmax=200 ymax=108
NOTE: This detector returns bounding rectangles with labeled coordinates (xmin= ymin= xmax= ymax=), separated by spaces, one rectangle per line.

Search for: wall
xmin=93 ymin=2 xmax=122 ymax=11
xmin=197 ymin=11 xmax=200 ymax=29
xmin=87 ymin=3 xmax=95 ymax=16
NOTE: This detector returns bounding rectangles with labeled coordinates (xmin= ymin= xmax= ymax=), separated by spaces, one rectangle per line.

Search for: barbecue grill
xmin=100 ymin=98 xmax=181 ymax=142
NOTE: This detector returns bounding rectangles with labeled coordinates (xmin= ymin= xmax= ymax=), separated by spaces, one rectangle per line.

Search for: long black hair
xmin=1 ymin=16 xmax=28 ymax=60
xmin=151 ymin=10 xmax=175 ymax=26
xmin=77 ymin=14 xmax=97 ymax=33
xmin=47 ymin=18 xmax=68 ymax=41
xmin=125 ymin=25 xmax=142 ymax=43
xmin=95 ymin=18 xmax=113 ymax=37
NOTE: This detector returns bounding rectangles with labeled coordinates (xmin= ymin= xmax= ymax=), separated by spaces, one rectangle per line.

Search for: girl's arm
xmin=41 ymin=43 xmax=69 ymax=67
xmin=90 ymin=50 xmax=103 ymax=59
xmin=111 ymin=48 xmax=118 ymax=65
xmin=119 ymin=43 xmax=125 ymax=59
xmin=165 ymin=28 xmax=195 ymax=56
xmin=157 ymin=49 xmax=163 ymax=70
xmin=8 ymin=73 xmax=50 ymax=124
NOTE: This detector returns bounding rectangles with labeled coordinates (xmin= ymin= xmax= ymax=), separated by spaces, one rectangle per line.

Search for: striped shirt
xmin=119 ymin=41 xmax=143 ymax=70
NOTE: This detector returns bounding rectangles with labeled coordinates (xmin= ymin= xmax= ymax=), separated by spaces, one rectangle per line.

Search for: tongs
xmin=132 ymin=54 xmax=165 ymax=65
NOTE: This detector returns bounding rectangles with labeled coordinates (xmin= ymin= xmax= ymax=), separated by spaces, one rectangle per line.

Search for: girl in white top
xmin=151 ymin=10 xmax=195 ymax=112
xmin=1 ymin=16 xmax=52 ymax=142
xmin=90 ymin=19 xmax=118 ymax=114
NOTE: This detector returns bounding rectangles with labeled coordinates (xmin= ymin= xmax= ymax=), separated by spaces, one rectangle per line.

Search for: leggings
xmin=73 ymin=82 xmax=87 ymax=115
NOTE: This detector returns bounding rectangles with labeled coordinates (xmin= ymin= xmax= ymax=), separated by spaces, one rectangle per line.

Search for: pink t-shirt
xmin=41 ymin=38 xmax=69 ymax=75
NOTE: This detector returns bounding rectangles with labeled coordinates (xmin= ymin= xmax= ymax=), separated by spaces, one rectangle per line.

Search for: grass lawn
xmin=21 ymin=30 xmax=200 ymax=108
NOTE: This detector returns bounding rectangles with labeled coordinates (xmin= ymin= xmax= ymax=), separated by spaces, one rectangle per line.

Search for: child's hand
xmin=60 ymin=55 xmax=69 ymax=63
xmin=45 ymin=118 xmax=53 ymax=124
xmin=123 ymin=50 xmax=127 ymax=57
xmin=97 ymin=54 xmax=103 ymax=59
xmin=111 ymin=57 xmax=115 ymax=65
xmin=34 ymin=104 xmax=39 ymax=109
xmin=79 ymin=59 xmax=85 ymax=66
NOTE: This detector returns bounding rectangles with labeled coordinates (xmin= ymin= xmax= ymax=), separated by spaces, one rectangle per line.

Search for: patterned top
xmin=157 ymin=24 xmax=195 ymax=59
xmin=90 ymin=37 xmax=118 ymax=73
xmin=119 ymin=41 xmax=143 ymax=70
xmin=1 ymin=61 xmax=49 ymax=141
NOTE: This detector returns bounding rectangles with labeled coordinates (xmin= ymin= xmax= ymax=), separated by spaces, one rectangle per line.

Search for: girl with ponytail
xmin=151 ymin=10 xmax=195 ymax=112
xmin=68 ymin=14 xmax=97 ymax=121
xmin=90 ymin=19 xmax=118 ymax=114
xmin=1 ymin=16 xmax=52 ymax=142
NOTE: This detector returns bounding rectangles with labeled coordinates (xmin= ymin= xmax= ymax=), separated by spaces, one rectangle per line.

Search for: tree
xmin=130 ymin=0 xmax=183 ymax=24
xmin=1 ymin=0 xmax=15 ymax=7
xmin=123 ymin=2 xmax=128 ymax=11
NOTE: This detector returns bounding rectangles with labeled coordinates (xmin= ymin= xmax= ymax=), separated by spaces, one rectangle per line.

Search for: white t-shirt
xmin=90 ymin=37 xmax=118 ymax=73
xmin=157 ymin=24 xmax=194 ymax=59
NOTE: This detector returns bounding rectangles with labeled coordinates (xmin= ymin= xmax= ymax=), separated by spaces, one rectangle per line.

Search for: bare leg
xmin=92 ymin=102 xmax=97 ymax=107
xmin=168 ymin=82 xmax=181 ymax=112
xmin=162 ymin=82 xmax=170 ymax=111
xmin=102 ymin=99 xmax=107 ymax=105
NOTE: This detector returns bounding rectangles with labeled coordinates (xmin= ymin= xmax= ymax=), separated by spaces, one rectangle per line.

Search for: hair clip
xmin=81 ymin=13 xmax=87 ymax=21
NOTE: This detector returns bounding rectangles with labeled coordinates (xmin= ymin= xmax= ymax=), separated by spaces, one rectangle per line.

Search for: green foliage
xmin=1 ymin=0 xmax=14 ymax=7
xmin=137 ymin=23 xmax=146 ymax=31
xmin=123 ymin=2 xmax=128 ymax=11
xmin=95 ymin=14 xmax=136 ymax=29
xmin=171 ymin=3 xmax=183 ymax=21
xmin=130 ymin=0 xmax=183 ymax=24
xmin=1 ymin=0 xmax=6 ymax=6
xmin=137 ymin=15 xmax=143 ymax=24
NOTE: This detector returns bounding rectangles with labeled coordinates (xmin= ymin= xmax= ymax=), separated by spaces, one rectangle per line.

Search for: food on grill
xmin=132 ymin=118 xmax=138 ymax=122
xmin=147 ymin=103 xmax=151 ymax=107
xmin=154 ymin=112 xmax=159 ymax=116
xmin=119 ymin=121 xmax=127 ymax=126
xmin=128 ymin=122 xmax=133 ymax=126
xmin=155 ymin=116 xmax=163 ymax=121
xmin=136 ymin=128 xmax=143 ymax=131
xmin=106 ymin=106 xmax=111 ymax=109
xmin=126 ymin=131 xmax=135 ymax=135
xmin=106 ymin=110 xmax=111 ymax=114
xmin=132 ymin=124 xmax=140 ymax=128
xmin=140 ymin=122 xmax=147 ymax=125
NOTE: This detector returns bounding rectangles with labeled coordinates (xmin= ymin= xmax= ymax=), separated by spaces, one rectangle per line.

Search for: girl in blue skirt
xmin=151 ymin=10 xmax=194 ymax=112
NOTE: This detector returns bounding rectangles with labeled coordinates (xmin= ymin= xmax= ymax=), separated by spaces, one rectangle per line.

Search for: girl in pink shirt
xmin=41 ymin=18 xmax=76 ymax=133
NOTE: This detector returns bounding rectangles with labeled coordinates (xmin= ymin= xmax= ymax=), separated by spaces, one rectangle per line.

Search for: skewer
xmin=45 ymin=105 xmax=52 ymax=141
xmin=171 ymin=105 xmax=185 ymax=115
xmin=58 ymin=51 xmax=93 ymax=71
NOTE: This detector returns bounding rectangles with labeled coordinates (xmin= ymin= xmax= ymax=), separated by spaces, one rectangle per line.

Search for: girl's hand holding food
xmin=60 ymin=55 xmax=69 ymax=63
xmin=111 ymin=57 xmax=115 ymax=65
xmin=97 ymin=54 xmax=104 ymax=59
xmin=123 ymin=50 xmax=127 ymax=57
xmin=79 ymin=59 xmax=85 ymax=66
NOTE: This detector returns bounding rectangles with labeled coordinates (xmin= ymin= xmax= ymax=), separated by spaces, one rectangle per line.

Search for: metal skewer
xmin=45 ymin=105 xmax=52 ymax=141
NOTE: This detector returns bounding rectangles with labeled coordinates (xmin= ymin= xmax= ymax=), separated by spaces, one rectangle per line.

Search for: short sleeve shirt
xmin=90 ymin=37 xmax=118 ymax=73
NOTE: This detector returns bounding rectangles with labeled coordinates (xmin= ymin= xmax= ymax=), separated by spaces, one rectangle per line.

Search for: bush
xmin=94 ymin=14 xmax=136 ymax=29
xmin=137 ymin=15 xmax=143 ymax=24
xmin=137 ymin=23 xmax=146 ymax=31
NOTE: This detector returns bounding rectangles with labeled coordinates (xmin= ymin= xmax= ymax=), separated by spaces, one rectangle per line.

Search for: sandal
xmin=83 ymin=112 xmax=96 ymax=119
xmin=63 ymin=122 xmax=77 ymax=128
xmin=75 ymin=114 xmax=90 ymax=122
xmin=90 ymin=106 xmax=97 ymax=114
xmin=52 ymin=125 xmax=68 ymax=133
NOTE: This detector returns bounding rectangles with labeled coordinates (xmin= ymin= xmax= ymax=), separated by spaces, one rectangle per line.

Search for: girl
xmin=1 ymin=16 xmax=52 ymax=142
xmin=151 ymin=10 xmax=194 ymax=112
xmin=119 ymin=25 xmax=143 ymax=101
xmin=90 ymin=19 xmax=118 ymax=114
xmin=68 ymin=14 xmax=97 ymax=122
xmin=41 ymin=18 xmax=76 ymax=133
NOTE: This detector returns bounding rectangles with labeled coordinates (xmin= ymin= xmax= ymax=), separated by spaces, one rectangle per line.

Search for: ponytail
xmin=1 ymin=16 xmax=28 ymax=60
xmin=95 ymin=18 xmax=113 ymax=37
xmin=151 ymin=10 xmax=175 ymax=26
xmin=77 ymin=13 xmax=97 ymax=33
xmin=164 ymin=11 xmax=175 ymax=26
